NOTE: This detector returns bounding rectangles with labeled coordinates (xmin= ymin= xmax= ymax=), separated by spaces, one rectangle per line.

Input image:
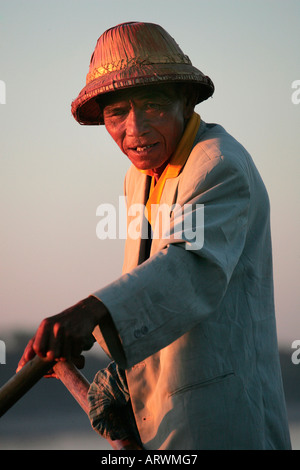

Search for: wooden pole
xmin=0 ymin=355 xmax=141 ymax=450
xmin=53 ymin=361 xmax=141 ymax=450
xmin=0 ymin=355 xmax=55 ymax=417
xmin=53 ymin=360 xmax=90 ymax=415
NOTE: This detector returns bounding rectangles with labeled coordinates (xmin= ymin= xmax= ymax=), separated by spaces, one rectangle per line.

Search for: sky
xmin=0 ymin=0 xmax=299 ymax=348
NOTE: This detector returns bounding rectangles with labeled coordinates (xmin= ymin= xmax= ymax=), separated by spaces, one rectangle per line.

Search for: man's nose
xmin=126 ymin=107 xmax=149 ymax=137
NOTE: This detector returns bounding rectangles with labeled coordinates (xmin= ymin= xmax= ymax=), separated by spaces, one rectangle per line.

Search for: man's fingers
xmin=32 ymin=318 xmax=51 ymax=358
xmin=46 ymin=322 xmax=65 ymax=361
xmin=32 ymin=318 xmax=84 ymax=362
xmin=16 ymin=298 xmax=100 ymax=373
xmin=16 ymin=337 xmax=36 ymax=372
xmin=32 ymin=318 xmax=63 ymax=360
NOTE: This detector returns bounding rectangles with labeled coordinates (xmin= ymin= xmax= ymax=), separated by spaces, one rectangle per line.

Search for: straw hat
xmin=71 ymin=22 xmax=214 ymax=125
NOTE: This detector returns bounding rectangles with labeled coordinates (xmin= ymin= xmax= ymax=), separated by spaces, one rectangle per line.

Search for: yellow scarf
xmin=141 ymin=112 xmax=201 ymax=226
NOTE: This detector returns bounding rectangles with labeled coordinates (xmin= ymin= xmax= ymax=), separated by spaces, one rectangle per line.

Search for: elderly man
xmin=18 ymin=22 xmax=291 ymax=450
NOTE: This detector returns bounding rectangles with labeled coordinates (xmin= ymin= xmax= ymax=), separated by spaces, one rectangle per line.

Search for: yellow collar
xmin=143 ymin=112 xmax=201 ymax=226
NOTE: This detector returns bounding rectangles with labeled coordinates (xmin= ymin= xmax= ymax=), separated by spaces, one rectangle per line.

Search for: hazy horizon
xmin=1 ymin=0 xmax=299 ymax=349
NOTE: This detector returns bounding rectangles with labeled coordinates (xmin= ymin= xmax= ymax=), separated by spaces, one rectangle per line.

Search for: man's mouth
xmin=136 ymin=145 xmax=153 ymax=152
xmin=130 ymin=143 xmax=158 ymax=153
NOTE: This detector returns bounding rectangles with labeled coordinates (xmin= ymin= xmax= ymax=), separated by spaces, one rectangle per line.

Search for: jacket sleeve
xmin=92 ymin=149 xmax=251 ymax=369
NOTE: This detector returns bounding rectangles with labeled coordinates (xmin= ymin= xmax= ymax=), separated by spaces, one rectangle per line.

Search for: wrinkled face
xmin=102 ymin=84 xmax=193 ymax=171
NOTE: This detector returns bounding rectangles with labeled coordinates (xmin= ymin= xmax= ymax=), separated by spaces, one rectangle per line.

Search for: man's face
xmin=102 ymin=84 xmax=191 ymax=171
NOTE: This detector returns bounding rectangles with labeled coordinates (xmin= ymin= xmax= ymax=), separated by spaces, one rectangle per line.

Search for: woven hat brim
xmin=71 ymin=63 xmax=214 ymax=125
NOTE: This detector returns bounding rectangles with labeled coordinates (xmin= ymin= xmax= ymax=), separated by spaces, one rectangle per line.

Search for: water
xmin=1 ymin=428 xmax=299 ymax=450
xmin=1 ymin=337 xmax=299 ymax=450
xmin=0 ymin=413 xmax=299 ymax=450
xmin=290 ymin=423 xmax=300 ymax=450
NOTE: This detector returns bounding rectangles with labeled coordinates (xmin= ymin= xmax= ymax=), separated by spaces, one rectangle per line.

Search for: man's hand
xmin=16 ymin=296 xmax=109 ymax=374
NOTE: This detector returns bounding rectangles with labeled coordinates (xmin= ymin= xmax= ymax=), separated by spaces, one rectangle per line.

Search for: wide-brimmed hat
xmin=71 ymin=22 xmax=214 ymax=125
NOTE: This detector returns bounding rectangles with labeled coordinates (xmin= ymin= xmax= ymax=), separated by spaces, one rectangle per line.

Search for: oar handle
xmin=0 ymin=354 xmax=55 ymax=417
xmin=0 ymin=355 xmax=141 ymax=450
xmin=52 ymin=360 xmax=142 ymax=450
xmin=53 ymin=360 xmax=90 ymax=414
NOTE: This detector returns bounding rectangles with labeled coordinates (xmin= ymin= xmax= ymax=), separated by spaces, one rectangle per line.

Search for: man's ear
xmin=182 ymin=84 xmax=198 ymax=120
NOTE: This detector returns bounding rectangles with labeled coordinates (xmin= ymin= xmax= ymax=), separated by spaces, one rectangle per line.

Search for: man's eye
xmin=104 ymin=106 xmax=128 ymax=119
xmin=147 ymin=102 xmax=160 ymax=109
xmin=111 ymin=109 xmax=127 ymax=117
